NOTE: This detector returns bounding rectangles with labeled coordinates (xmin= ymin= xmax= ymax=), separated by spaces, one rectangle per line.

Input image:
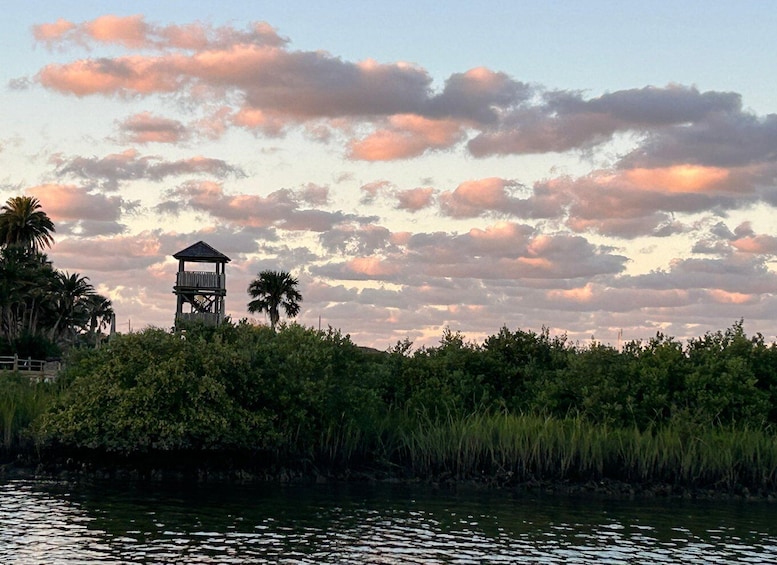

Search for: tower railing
xmin=176 ymin=271 xmax=224 ymax=289
xmin=176 ymin=312 xmax=221 ymax=326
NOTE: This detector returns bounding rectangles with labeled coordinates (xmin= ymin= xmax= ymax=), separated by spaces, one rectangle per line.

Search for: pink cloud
xmin=32 ymin=18 xmax=77 ymax=46
xmin=24 ymin=183 xmax=133 ymax=237
xmin=84 ymin=14 xmax=149 ymax=48
xmin=515 ymin=164 xmax=758 ymax=238
xmin=429 ymin=67 xmax=531 ymax=123
xmin=348 ymin=115 xmax=464 ymax=160
xmin=50 ymin=231 xmax=163 ymax=272
xmin=37 ymin=55 xmax=182 ymax=96
xmin=439 ymin=177 xmax=519 ymax=218
xmin=160 ymin=181 xmax=375 ymax=231
xmin=731 ymin=234 xmax=777 ymax=255
xmin=118 ymin=112 xmax=188 ymax=143
xmin=707 ymin=289 xmax=756 ymax=305
xmin=26 ymin=183 xmax=126 ymax=222
xmin=231 ymin=107 xmax=286 ymax=136
xmin=33 ymin=16 xmax=286 ymax=51
xmin=623 ymin=165 xmax=732 ymax=193
xmin=346 ymin=256 xmax=401 ymax=277
xmin=546 ymin=284 xmax=596 ymax=303
xmin=313 ymin=225 xmax=625 ymax=282
xmin=467 ymin=222 xmax=533 ymax=253
xmin=359 ymin=180 xmax=393 ymax=204
xmin=395 ymin=187 xmax=435 ymax=211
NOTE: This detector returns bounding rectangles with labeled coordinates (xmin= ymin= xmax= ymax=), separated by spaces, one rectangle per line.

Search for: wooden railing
xmin=176 ymin=271 xmax=224 ymax=289
xmin=176 ymin=312 xmax=221 ymax=326
xmin=0 ymin=355 xmax=61 ymax=381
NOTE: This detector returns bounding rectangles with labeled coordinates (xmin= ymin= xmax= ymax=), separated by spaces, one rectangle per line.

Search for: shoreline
xmin=3 ymin=456 xmax=775 ymax=503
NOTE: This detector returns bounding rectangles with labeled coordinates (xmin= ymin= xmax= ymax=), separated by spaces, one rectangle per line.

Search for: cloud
xmin=394 ymin=187 xmax=435 ymax=211
xmin=467 ymin=85 xmax=742 ymax=157
xmin=619 ymin=112 xmax=777 ymax=169
xmin=358 ymin=181 xmax=435 ymax=212
xmin=54 ymin=149 xmax=244 ymax=190
xmin=359 ymin=180 xmax=393 ymax=204
xmin=297 ymin=183 xmax=330 ymax=206
xmin=35 ymin=42 xmax=434 ymax=122
xmin=28 ymin=17 xmax=525 ymax=150
xmin=159 ymin=181 xmax=377 ymax=231
xmin=319 ymin=224 xmax=393 ymax=255
xmin=33 ymin=15 xmax=286 ymax=51
xmin=731 ymin=233 xmax=777 ymax=255
xmin=15 ymin=14 xmax=777 ymax=350
xmin=50 ymin=230 xmax=164 ymax=272
xmin=117 ymin=112 xmax=189 ymax=143
xmin=453 ymin=163 xmax=758 ymax=239
xmin=30 ymin=16 xmax=777 ymax=181
xmin=26 ymin=183 xmax=133 ymax=236
xmin=32 ymin=18 xmax=77 ymax=48
xmin=439 ymin=177 xmax=523 ymax=218
xmin=627 ymin=254 xmax=777 ymax=294
xmin=315 ymin=222 xmax=626 ymax=283
xmin=348 ymin=115 xmax=465 ymax=160
xmin=427 ymin=67 xmax=532 ymax=123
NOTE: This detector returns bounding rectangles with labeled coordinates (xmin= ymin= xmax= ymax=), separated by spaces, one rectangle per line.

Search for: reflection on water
xmin=1 ymin=478 xmax=776 ymax=564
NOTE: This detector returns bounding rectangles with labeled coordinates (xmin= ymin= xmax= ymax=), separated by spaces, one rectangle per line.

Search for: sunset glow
xmin=3 ymin=2 xmax=777 ymax=349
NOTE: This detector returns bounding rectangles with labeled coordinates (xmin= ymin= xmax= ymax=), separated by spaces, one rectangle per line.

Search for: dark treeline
xmin=4 ymin=319 xmax=777 ymax=493
xmin=0 ymin=196 xmax=114 ymax=358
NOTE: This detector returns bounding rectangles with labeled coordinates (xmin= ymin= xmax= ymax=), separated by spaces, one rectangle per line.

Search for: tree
xmin=247 ymin=270 xmax=302 ymax=330
xmin=84 ymin=294 xmax=114 ymax=336
xmin=0 ymin=245 xmax=57 ymax=344
xmin=48 ymin=271 xmax=94 ymax=344
xmin=0 ymin=196 xmax=55 ymax=253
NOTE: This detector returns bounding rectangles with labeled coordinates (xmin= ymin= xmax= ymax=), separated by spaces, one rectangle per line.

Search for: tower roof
xmin=173 ymin=241 xmax=231 ymax=263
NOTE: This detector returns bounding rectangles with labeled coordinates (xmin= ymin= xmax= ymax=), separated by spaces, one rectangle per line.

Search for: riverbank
xmin=3 ymin=452 xmax=775 ymax=503
xmin=6 ymin=321 xmax=777 ymax=502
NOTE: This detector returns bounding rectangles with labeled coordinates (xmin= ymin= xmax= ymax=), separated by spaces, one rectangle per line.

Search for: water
xmin=1 ymin=478 xmax=777 ymax=564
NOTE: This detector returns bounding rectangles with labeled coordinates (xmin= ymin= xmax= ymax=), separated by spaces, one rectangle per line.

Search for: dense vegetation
xmin=0 ymin=196 xmax=114 ymax=358
xmin=4 ymin=319 xmax=777 ymax=493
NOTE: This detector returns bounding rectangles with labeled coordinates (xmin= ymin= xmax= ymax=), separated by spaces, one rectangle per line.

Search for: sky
xmin=3 ymin=1 xmax=777 ymax=349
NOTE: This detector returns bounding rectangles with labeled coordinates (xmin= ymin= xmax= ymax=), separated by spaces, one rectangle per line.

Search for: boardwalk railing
xmin=0 ymin=355 xmax=61 ymax=381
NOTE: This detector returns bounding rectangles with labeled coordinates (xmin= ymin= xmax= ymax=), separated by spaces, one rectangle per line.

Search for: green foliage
xmin=41 ymin=326 xmax=264 ymax=452
xmin=0 ymin=331 xmax=60 ymax=358
xmin=482 ymin=325 xmax=569 ymax=411
xmin=0 ymin=197 xmax=113 ymax=353
xmin=39 ymin=322 xmax=381 ymax=461
xmin=246 ymin=270 xmax=302 ymax=330
xmin=0 ymin=373 xmax=61 ymax=453
xmin=9 ymin=319 xmax=777 ymax=490
xmin=391 ymin=410 xmax=777 ymax=489
xmin=0 ymin=196 xmax=55 ymax=253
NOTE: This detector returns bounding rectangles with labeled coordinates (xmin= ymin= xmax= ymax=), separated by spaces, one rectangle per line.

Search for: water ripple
xmin=2 ymin=479 xmax=777 ymax=563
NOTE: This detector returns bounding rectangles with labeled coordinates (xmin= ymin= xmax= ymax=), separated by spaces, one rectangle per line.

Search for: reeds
xmin=380 ymin=410 xmax=777 ymax=490
xmin=0 ymin=373 xmax=58 ymax=452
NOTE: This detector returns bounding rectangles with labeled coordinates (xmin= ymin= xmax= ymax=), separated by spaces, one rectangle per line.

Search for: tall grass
xmin=378 ymin=410 xmax=777 ymax=490
xmin=0 ymin=372 xmax=59 ymax=453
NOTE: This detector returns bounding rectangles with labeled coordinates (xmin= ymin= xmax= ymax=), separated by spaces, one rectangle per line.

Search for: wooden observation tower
xmin=173 ymin=241 xmax=231 ymax=328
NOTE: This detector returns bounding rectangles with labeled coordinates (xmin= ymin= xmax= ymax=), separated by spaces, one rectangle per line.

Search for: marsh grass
xmin=0 ymin=372 xmax=58 ymax=452
xmin=383 ymin=411 xmax=777 ymax=490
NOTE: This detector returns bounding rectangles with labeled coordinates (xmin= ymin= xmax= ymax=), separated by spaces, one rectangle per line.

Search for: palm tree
xmin=48 ymin=271 xmax=94 ymax=344
xmin=84 ymin=293 xmax=114 ymax=335
xmin=247 ymin=270 xmax=302 ymax=330
xmin=0 ymin=245 xmax=56 ymax=342
xmin=0 ymin=196 xmax=55 ymax=253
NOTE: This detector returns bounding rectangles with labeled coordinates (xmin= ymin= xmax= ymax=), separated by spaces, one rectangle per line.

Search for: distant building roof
xmin=173 ymin=241 xmax=231 ymax=263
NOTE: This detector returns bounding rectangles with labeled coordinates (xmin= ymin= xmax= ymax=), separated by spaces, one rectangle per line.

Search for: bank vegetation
xmin=3 ymin=320 xmax=777 ymax=495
